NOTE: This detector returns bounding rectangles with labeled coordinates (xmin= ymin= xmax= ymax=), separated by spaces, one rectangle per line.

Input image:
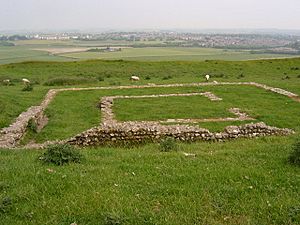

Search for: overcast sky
xmin=1 ymin=0 xmax=300 ymax=31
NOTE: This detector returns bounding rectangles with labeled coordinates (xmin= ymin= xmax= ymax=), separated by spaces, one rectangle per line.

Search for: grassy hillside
xmin=0 ymin=58 xmax=300 ymax=225
xmin=0 ymin=46 xmax=74 ymax=65
xmin=1 ymin=58 xmax=300 ymax=129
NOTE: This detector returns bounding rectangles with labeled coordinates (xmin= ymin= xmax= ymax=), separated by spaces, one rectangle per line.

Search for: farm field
xmin=1 ymin=39 xmax=299 ymax=64
xmin=0 ymin=45 xmax=75 ymax=65
xmin=0 ymin=58 xmax=300 ymax=224
xmin=59 ymin=47 xmax=296 ymax=61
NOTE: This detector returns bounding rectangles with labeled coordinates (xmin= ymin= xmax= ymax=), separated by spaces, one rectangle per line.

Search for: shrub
xmin=145 ymin=75 xmax=151 ymax=80
xmin=159 ymin=137 xmax=178 ymax=152
xmin=39 ymin=144 xmax=84 ymax=166
xmin=97 ymin=76 xmax=105 ymax=81
xmin=22 ymin=83 xmax=33 ymax=91
xmin=27 ymin=118 xmax=37 ymax=133
xmin=237 ymin=73 xmax=245 ymax=79
xmin=297 ymin=75 xmax=300 ymax=78
xmin=288 ymin=139 xmax=300 ymax=166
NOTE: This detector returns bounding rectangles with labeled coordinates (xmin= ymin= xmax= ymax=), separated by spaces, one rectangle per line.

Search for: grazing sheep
xmin=2 ymin=79 xmax=10 ymax=85
xmin=22 ymin=78 xmax=30 ymax=84
xmin=205 ymin=74 xmax=210 ymax=82
xmin=130 ymin=76 xmax=140 ymax=81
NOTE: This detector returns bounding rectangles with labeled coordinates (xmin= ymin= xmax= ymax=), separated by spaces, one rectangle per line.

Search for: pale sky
xmin=1 ymin=0 xmax=300 ymax=31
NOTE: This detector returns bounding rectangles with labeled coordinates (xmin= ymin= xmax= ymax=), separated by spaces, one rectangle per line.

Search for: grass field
xmin=0 ymin=46 xmax=74 ymax=65
xmin=114 ymin=94 xmax=232 ymax=121
xmin=1 ymin=58 xmax=300 ymax=130
xmin=60 ymin=47 xmax=296 ymax=61
xmin=0 ymin=58 xmax=300 ymax=224
xmin=1 ymin=39 xmax=299 ymax=64
xmin=1 ymin=138 xmax=300 ymax=224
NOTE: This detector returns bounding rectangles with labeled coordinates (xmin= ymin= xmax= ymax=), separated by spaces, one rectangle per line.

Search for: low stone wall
xmin=0 ymin=81 xmax=298 ymax=149
xmin=0 ymin=106 xmax=45 ymax=148
xmin=68 ymin=122 xmax=294 ymax=147
xmin=0 ymin=90 xmax=59 ymax=148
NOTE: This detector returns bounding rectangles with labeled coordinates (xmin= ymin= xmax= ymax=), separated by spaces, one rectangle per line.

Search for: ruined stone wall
xmin=68 ymin=122 xmax=294 ymax=147
xmin=0 ymin=82 xmax=298 ymax=149
xmin=0 ymin=90 xmax=58 ymax=148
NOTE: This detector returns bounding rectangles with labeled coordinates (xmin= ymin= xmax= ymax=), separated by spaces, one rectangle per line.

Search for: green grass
xmin=1 ymin=138 xmax=300 ymax=224
xmin=114 ymin=95 xmax=233 ymax=121
xmin=0 ymin=46 xmax=74 ymax=65
xmin=1 ymin=58 xmax=300 ymax=224
xmin=0 ymin=85 xmax=48 ymax=128
xmin=1 ymin=58 xmax=300 ymax=94
xmin=32 ymin=90 xmax=101 ymax=142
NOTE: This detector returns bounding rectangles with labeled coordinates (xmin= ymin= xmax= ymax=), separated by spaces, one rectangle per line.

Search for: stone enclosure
xmin=0 ymin=82 xmax=298 ymax=149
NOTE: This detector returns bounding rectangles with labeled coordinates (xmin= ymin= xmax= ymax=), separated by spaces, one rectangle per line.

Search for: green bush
xmin=237 ymin=73 xmax=245 ymax=79
xmin=97 ymin=76 xmax=105 ymax=81
xmin=39 ymin=144 xmax=84 ymax=166
xmin=159 ymin=137 xmax=178 ymax=152
xmin=22 ymin=83 xmax=33 ymax=91
xmin=288 ymin=139 xmax=300 ymax=166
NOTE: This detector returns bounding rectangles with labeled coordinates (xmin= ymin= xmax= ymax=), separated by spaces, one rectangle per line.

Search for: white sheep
xmin=130 ymin=76 xmax=140 ymax=81
xmin=22 ymin=78 xmax=30 ymax=84
xmin=2 ymin=79 xmax=10 ymax=85
xmin=205 ymin=74 xmax=210 ymax=82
